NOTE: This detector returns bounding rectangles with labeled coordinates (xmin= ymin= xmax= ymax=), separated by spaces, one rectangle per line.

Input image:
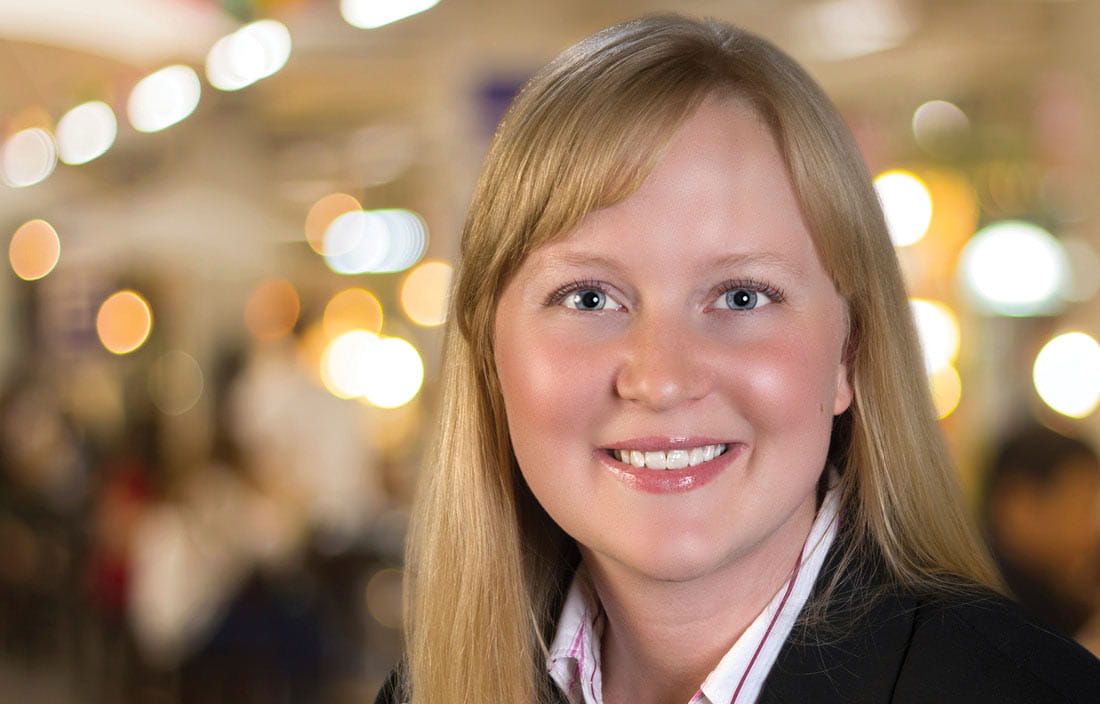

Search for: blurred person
xmin=377 ymin=14 xmax=1100 ymax=704
xmin=982 ymin=423 xmax=1100 ymax=650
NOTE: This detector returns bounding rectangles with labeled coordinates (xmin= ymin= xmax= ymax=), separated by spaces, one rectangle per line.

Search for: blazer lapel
xmin=757 ymin=540 xmax=917 ymax=704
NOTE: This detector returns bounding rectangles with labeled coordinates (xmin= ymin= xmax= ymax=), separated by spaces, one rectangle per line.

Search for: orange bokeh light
xmin=323 ymin=288 xmax=383 ymax=338
xmin=97 ymin=291 xmax=153 ymax=354
xmin=244 ymin=278 xmax=300 ymax=342
xmin=9 ymin=219 xmax=61 ymax=281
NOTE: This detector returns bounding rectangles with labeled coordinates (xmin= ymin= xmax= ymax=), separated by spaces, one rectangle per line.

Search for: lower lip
xmin=595 ymin=445 xmax=742 ymax=494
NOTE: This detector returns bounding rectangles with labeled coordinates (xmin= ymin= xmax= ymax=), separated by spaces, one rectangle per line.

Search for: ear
xmin=833 ymin=360 xmax=853 ymax=416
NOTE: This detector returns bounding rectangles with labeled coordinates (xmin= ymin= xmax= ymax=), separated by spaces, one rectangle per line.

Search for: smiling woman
xmin=379 ymin=14 xmax=1100 ymax=704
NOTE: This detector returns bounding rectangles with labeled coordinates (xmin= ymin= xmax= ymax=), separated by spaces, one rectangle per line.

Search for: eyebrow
xmin=541 ymin=249 xmax=805 ymax=277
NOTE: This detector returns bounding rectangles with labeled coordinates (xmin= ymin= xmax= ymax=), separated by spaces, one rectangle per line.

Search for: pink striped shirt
xmin=547 ymin=486 xmax=841 ymax=704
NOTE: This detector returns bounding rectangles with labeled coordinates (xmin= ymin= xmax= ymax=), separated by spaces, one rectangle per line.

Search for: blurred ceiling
xmin=0 ymin=0 xmax=1085 ymax=133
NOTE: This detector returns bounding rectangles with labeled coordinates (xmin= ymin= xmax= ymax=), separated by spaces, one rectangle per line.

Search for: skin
xmin=494 ymin=97 xmax=853 ymax=704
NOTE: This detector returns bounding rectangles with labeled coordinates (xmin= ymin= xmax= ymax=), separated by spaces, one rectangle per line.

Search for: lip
xmin=594 ymin=438 xmax=742 ymax=494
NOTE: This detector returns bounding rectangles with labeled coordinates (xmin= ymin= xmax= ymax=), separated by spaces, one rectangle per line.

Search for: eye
xmin=712 ymin=282 xmax=781 ymax=311
xmin=563 ymin=288 xmax=622 ymax=311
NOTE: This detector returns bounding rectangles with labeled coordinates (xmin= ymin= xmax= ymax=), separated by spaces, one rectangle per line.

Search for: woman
xmin=379 ymin=14 xmax=1100 ymax=703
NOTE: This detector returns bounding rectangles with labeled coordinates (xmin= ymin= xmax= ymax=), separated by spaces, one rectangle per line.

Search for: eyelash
xmin=713 ymin=278 xmax=786 ymax=307
xmin=545 ymin=279 xmax=608 ymax=307
xmin=544 ymin=278 xmax=787 ymax=308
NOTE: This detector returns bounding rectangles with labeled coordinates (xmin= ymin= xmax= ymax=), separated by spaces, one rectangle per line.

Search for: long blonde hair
xmin=404 ymin=14 xmax=999 ymax=703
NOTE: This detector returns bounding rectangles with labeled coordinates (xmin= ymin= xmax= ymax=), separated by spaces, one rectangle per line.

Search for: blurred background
xmin=2 ymin=0 xmax=1100 ymax=701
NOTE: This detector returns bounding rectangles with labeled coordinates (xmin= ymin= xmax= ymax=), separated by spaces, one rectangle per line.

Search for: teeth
xmin=610 ymin=444 xmax=727 ymax=470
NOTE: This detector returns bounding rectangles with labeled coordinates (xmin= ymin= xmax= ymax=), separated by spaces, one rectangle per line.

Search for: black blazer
xmin=376 ymin=540 xmax=1100 ymax=703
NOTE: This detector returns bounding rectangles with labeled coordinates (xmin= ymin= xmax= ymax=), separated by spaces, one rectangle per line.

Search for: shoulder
xmin=373 ymin=662 xmax=407 ymax=704
xmin=896 ymin=586 xmax=1100 ymax=703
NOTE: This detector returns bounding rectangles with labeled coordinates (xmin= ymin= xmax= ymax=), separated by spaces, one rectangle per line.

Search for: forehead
xmin=528 ymin=97 xmax=820 ymax=277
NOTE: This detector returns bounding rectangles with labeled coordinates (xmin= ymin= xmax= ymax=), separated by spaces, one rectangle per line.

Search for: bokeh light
xmin=364 ymin=568 xmax=403 ymax=629
xmin=874 ymin=170 xmax=933 ymax=247
xmin=341 ymin=0 xmax=440 ymax=29
xmin=206 ymin=20 xmax=292 ymax=92
xmin=361 ymin=336 xmax=424 ymax=408
xmin=244 ymin=278 xmax=300 ymax=342
xmin=323 ymin=288 xmax=383 ymax=339
xmin=912 ymin=100 xmax=969 ymax=157
xmin=148 ymin=351 xmax=205 ymax=416
xmin=321 ymin=331 xmax=424 ymax=407
xmin=56 ymin=101 xmax=117 ymax=165
xmin=305 ymin=193 xmax=361 ymax=255
xmin=909 ymin=298 xmax=960 ymax=374
xmin=958 ymin=220 xmax=1068 ymax=316
xmin=1033 ymin=332 xmax=1100 ymax=419
xmin=323 ymin=208 xmax=428 ymax=274
xmin=322 ymin=330 xmax=380 ymax=399
xmin=1 ymin=127 xmax=58 ymax=188
xmin=127 ymin=65 xmax=202 ymax=133
xmin=9 ymin=219 xmax=61 ymax=281
xmin=929 ymin=364 xmax=962 ymax=420
xmin=97 ymin=291 xmax=153 ymax=355
xmin=400 ymin=260 xmax=452 ymax=327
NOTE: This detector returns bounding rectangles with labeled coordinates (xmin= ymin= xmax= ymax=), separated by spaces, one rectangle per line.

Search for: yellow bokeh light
xmin=305 ymin=193 xmax=361 ymax=255
xmin=323 ymin=288 xmax=383 ymax=339
xmin=909 ymin=298 xmax=960 ymax=374
xmin=929 ymin=364 xmax=962 ymax=420
xmin=922 ymin=169 xmax=978 ymax=255
xmin=874 ymin=170 xmax=933 ymax=247
xmin=9 ymin=219 xmax=61 ymax=281
xmin=1033 ymin=332 xmax=1100 ymax=419
xmin=244 ymin=278 xmax=300 ymax=342
xmin=97 ymin=291 xmax=153 ymax=355
xmin=400 ymin=259 xmax=453 ymax=327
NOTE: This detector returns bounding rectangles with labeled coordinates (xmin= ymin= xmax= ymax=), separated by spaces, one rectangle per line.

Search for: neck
xmin=584 ymin=503 xmax=814 ymax=704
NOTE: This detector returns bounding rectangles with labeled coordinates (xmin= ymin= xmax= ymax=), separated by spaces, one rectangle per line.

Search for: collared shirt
xmin=547 ymin=485 xmax=841 ymax=704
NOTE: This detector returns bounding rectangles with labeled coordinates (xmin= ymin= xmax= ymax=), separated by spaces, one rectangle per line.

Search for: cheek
xmin=495 ymin=321 xmax=607 ymax=454
xmin=732 ymin=331 xmax=846 ymax=428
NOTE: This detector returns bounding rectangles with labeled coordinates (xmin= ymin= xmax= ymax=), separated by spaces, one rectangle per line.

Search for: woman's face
xmin=493 ymin=98 xmax=853 ymax=585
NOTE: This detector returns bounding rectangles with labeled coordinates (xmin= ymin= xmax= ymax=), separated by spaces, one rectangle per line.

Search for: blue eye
xmin=716 ymin=287 xmax=775 ymax=310
xmin=569 ymin=289 xmax=609 ymax=310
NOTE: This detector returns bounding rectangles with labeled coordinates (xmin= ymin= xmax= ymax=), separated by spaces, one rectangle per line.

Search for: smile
xmin=608 ymin=444 xmax=729 ymax=470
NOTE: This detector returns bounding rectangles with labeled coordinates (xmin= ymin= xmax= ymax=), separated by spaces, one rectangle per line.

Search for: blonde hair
xmin=404 ymin=14 xmax=999 ymax=703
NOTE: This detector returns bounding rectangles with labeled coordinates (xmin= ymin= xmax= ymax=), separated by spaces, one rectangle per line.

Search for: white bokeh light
xmin=323 ymin=209 xmax=428 ymax=275
xmin=874 ymin=170 xmax=933 ymax=247
xmin=323 ymin=329 xmax=380 ymax=399
xmin=912 ymin=100 xmax=969 ymax=155
xmin=56 ymin=101 xmax=118 ymax=165
xmin=909 ymin=298 xmax=960 ymax=374
xmin=1033 ymin=332 xmax=1100 ymax=419
xmin=1 ymin=127 xmax=58 ymax=187
xmin=959 ymin=220 xmax=1068 ymax=316
xmin=341 ymin=0 xmax=441 ymax=29
xmin=361 ymin=336 xmax=424 ymax=409
xmin=206 ymin=19 xmax=292 ymax=91
xmin=321 ymin=330 xmax=424 ymax=408
xmin=127 ymin=65 xmax=202 ymax=133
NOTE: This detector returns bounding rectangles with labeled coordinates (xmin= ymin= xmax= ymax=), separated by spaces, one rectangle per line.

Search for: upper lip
xmin=600 ymin=436 xmax=733 ymax=452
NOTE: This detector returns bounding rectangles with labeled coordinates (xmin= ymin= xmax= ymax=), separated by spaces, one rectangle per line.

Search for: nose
xmin=614 ymin=315 xmax=714 ymax=411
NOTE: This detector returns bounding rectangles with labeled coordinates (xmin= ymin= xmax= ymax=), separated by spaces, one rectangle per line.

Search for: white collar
xmin=547 ymin=484 xmax=841 ymax=704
